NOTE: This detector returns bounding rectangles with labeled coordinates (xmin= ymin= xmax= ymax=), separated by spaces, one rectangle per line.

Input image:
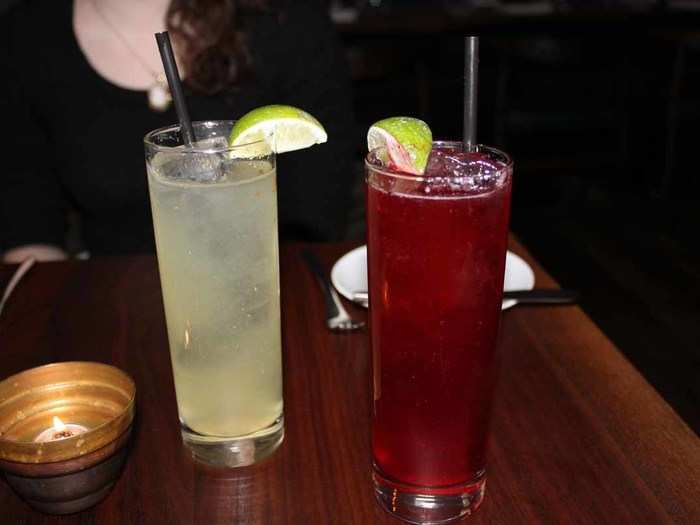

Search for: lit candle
xmin=34 ymin=416 xmax=88 ymax=443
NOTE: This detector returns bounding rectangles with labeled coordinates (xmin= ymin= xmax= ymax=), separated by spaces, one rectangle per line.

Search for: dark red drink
xmin=366 ymin=142 xmax=512 ymax=522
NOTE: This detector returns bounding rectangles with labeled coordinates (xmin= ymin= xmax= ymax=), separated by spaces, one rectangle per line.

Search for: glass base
xmin=373 ymin=468 xmax=486 ymax=524
xmin=181 ymin=416 xmax=284 ymax=468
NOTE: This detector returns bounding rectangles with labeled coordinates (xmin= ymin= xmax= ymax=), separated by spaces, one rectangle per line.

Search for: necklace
xmin=89 ymin=0 xmax=173 ymax=112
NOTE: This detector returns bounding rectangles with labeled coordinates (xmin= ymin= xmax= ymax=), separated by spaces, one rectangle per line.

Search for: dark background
xmin=1 ymin=0 xmax=698 ymax=434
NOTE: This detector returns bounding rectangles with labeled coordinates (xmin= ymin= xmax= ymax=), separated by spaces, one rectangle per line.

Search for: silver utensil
xmin=351 ymin=289 xmax=578 ymax=308
xmin=0 ymin=257 xmax=36 ymax=317
xmin=302 ymin=250 xmax=365 ymax=332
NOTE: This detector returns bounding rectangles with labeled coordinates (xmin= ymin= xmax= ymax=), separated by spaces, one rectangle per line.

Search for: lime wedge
xmin=367 ymin=117 xmax=432 ymax=175
xmin=228 ymin=105 xmax=327 ymax=157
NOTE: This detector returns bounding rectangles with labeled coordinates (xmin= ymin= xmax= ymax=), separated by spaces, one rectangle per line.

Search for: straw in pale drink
xmin=148 ymin=140 xmax=282 ymax=437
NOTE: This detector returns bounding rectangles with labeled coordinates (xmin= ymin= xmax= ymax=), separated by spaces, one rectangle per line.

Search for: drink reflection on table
xmin=193 ymin=460 xmax=275 ymax=524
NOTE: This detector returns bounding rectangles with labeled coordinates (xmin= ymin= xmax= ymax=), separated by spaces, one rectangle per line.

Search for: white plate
xmin=331 ymin=245 xmax=535 ymax=311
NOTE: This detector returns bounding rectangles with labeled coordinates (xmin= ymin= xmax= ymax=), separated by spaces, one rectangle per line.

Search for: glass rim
xmin=143 ymin=120 xmax=270 ymax=155
xmin=364 ymin=141 xmax=513 ymax=182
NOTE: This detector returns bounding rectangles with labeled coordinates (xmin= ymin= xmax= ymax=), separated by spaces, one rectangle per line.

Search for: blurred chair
xmin=663 ymin=35 xmax=700 ymax=199
xmin=0 ymin=0 xmax=20 ymax=15
xmin=491 ymin=36 xmax=631 ymax=208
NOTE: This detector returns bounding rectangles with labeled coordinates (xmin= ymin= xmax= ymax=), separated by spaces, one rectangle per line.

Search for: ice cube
xmin=424 ymin=149 xmax=505 ymax=194
xmin=158 ymin=151 xmax=224 ymax=183
xmin=180 ymin=152 xmax=225 ymax=182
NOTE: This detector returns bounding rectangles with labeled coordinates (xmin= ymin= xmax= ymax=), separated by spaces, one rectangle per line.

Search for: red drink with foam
xmin=366 ymin=142 xmax=512 ymax=520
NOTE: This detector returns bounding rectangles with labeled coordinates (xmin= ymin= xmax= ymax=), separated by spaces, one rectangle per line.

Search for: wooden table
xmin=1 ymin=242 xmax=699 ymax=524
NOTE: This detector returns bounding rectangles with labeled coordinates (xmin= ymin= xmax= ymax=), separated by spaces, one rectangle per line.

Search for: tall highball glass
xmin=144 ymin=121 xmax=283 ymax=467
xmin=366 ymin=142 xmax=513 ymax=523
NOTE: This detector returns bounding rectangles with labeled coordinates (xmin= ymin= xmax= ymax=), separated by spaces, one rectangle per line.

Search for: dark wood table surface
xmin=1 ymin=241 xmax=699 ymax=524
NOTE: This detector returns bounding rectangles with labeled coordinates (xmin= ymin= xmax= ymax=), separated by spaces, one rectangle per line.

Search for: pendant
xmin=148 ymin=81 xmax=172 ymax=112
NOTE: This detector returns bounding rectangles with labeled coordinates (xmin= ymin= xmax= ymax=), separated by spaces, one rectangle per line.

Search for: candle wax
xmin=34 ymin=417 xmax=89 ymax=443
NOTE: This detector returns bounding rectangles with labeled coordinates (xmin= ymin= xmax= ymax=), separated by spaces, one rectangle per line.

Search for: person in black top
xmin=0 ymin=0 xmax=356 ymax=262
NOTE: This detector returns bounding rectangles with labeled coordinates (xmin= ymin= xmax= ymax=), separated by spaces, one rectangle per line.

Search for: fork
xmin=302 ymin=249 xmax=365 ymax=332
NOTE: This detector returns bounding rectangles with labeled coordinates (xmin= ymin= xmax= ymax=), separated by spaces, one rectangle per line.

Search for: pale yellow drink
xmin=145 ymin=123 xmax=282 ymax=455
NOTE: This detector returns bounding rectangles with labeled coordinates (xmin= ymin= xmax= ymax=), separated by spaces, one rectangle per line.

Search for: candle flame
xmin=52 ymin=416 xmax=66 ymax=431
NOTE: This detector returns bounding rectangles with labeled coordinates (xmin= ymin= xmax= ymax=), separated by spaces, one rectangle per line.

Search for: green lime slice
xmin=367 ymin=117 xmax=432 ymax=174
xmin=228 ymin=105 xmax=327 ymax=157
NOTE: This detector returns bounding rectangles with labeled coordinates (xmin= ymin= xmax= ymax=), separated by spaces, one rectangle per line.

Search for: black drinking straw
xmin=463 ymin=36 xmax=479 ymax=152
xmin=155 ymin=31 xmax=195 ymax=147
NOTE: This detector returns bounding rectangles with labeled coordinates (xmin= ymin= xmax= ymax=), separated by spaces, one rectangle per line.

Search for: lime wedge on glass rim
xmin=367 ymin=117 xmax=432 ymax=175
xmin=228 ymin=105 xmax=328 ymax=157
